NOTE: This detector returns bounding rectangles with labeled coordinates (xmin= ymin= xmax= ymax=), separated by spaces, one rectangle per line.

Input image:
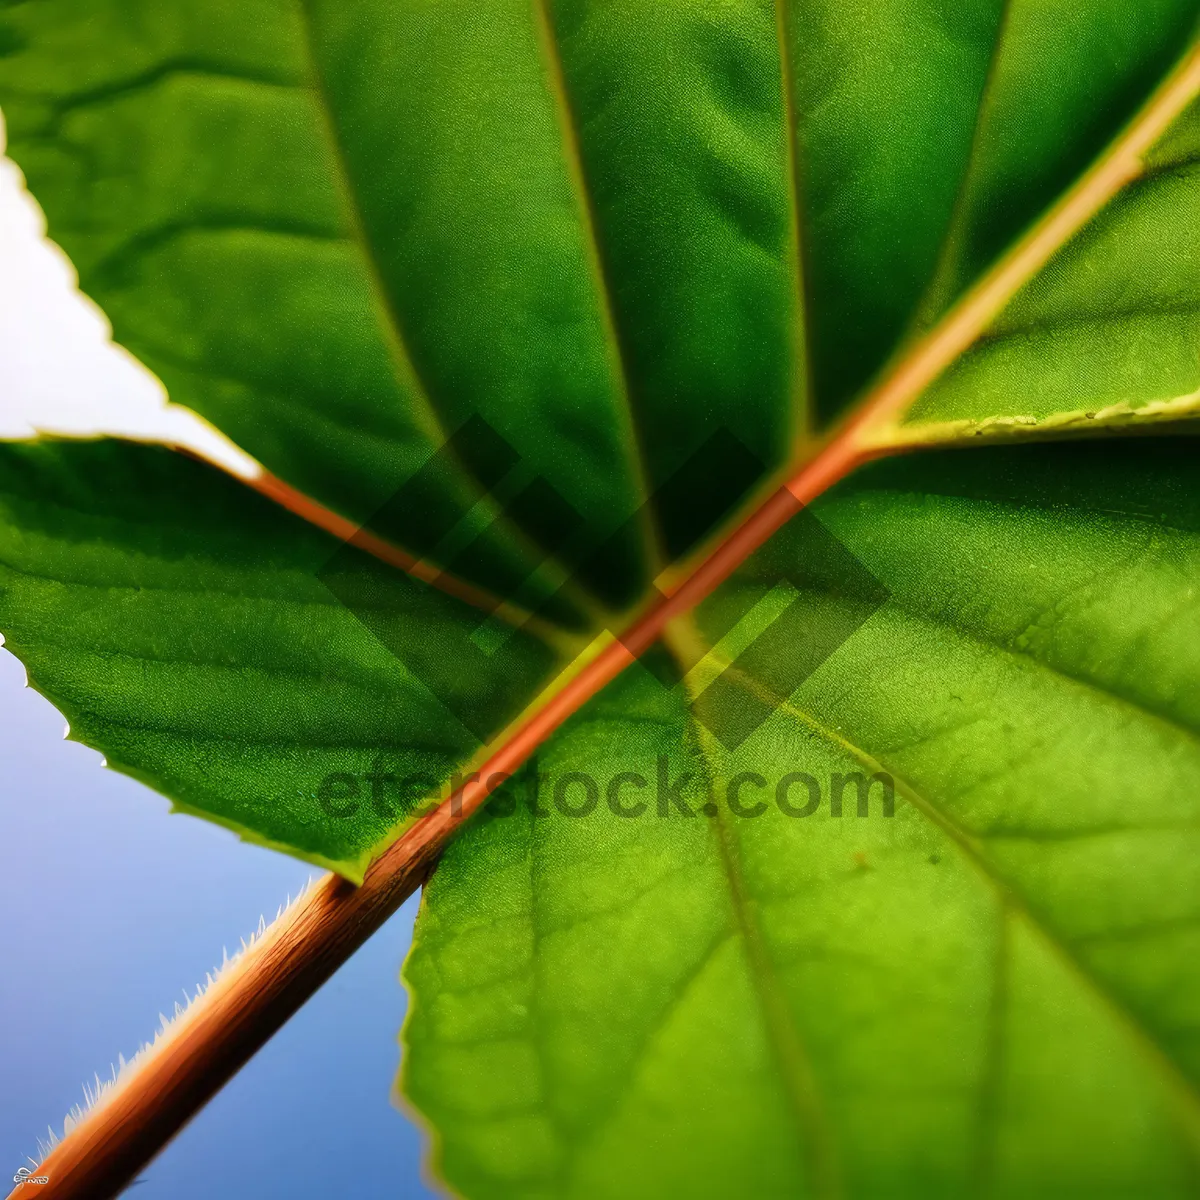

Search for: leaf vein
xmin=530 ymin=0 xmax=662 ymax=571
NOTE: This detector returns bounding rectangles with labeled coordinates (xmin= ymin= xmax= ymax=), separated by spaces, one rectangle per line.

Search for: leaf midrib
xmin=223 ymin=21 xmax=1200 ymax=891
xmin=219 ymin=14 xmax=1200 ymax=677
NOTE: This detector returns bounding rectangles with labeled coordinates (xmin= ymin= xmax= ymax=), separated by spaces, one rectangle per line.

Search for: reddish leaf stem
xmin=12 ymin=431 xmax=871 ymax=1200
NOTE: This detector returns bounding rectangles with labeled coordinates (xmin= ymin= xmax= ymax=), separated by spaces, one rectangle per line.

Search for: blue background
xmin=0 ymin=646 xmax=437 ymax=1197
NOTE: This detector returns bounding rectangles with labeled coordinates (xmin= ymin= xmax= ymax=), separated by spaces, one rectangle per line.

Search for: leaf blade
xmin=0 ymin=438 xmax=565 ymax=879
xmin=404 ymin=438 xmax=1200 ymax=1197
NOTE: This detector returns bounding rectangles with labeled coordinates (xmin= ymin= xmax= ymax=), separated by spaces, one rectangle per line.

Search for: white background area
xmin=0 ymin=113 xmax=254 ymax=474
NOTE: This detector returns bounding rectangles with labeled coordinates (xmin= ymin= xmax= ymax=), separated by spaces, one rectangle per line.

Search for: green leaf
xmin=892 ymin=91 xmax=1200 ymax=445
xmin=0 ymin=439 xmax=563 ymax=880
xmin=3 ymin=2 xmax=1197 ymax=568
xmin=3 ymin=3 xmax=1200 ymax=1195
xmin=404 ymin=438 xmax=1200 ymax=1198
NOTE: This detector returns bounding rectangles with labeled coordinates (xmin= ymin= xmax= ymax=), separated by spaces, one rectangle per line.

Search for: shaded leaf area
xmin=0 ymin=0 xmax=651 ymax=608
xmin=404 ymin=439 xmax=1200 ymax=1199
xmin=3 ymin=2 xmax=1199 ymax=597
xmin=0 ymin=440 xmax=563 ymax=880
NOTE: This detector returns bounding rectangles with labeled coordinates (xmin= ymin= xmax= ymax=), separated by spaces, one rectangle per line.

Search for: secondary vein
xmin=531 ymin=0 xmax=666 ymax=576
xmin=775 ymin=0 xmax=817 ymax=450
xmin=710 ymin=653 xmax=1200 ymax=1136
xmin=666 ymin=618 xmax=843 ymax=1200
xmin=909 ymin=0 xmax=1015 ymax=331
xmin=293 ymin=0 xmax=608 ymax=623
